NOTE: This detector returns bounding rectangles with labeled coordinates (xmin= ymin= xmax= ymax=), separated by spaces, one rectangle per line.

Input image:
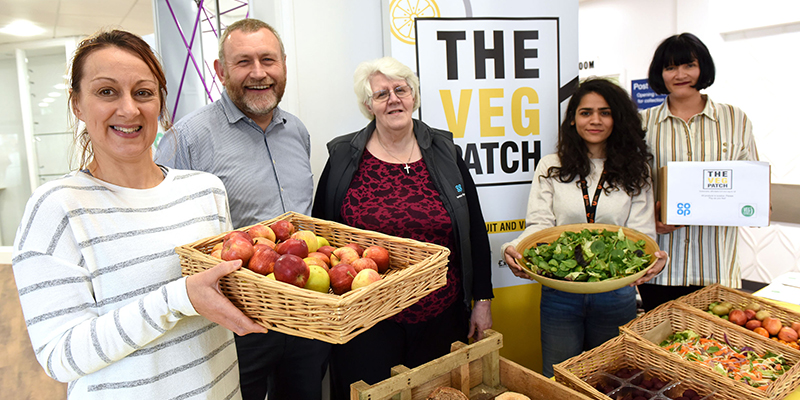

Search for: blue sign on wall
xmin=631 ymin=79 xmax=667 ymax=110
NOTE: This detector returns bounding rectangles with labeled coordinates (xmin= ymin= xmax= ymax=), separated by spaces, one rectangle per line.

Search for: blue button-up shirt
xmin=155 ymin=91 xmax=313 ymax=229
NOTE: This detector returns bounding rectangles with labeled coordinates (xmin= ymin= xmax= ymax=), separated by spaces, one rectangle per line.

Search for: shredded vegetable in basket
xmin=520 ymin=228 xmax=651 ymax=282
xmin=659 ymin=330 xmax=789 ymax=389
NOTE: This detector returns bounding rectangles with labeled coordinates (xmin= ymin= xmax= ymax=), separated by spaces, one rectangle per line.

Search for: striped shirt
xmin=12 ymin=168 xmax=240 ymax=399
xmin=154 ymin=91 xmax=313 ymax=228
xmin=641 ymin=96 xmax=759 ymax=288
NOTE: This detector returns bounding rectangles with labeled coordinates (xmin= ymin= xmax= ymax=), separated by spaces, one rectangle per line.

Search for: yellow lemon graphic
xmin=390 ymin=0 xmax=441 ymax=45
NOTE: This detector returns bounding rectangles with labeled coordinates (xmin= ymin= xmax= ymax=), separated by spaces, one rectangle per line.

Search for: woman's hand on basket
xmin=186 ymin=259 xmax=268 ymax=336
xmin=631 ymin=250 xmax=668 ymax=286
xmin=468 ymin=300 xmax=493 ymax=341
xmin=503 ymin=246 xmax=533 ymax=280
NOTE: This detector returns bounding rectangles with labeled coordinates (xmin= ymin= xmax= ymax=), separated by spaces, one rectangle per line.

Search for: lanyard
xmin=579 ymin=169 xmax=607 ymax=223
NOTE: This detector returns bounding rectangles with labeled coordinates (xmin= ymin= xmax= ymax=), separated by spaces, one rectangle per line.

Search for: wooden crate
xmin=349 ymin=330 xmax=594 ymax=400
xmin=621 ymin=302 xmax=800 ymax=400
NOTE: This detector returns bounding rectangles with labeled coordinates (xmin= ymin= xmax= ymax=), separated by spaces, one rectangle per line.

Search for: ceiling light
xmin=54 ymin=83 xmax=68 ymax=90
xmin=42 ymin=98 xmax=55 ymax=103
xmin=48 ymin=92 xmax=61 ymax=97
xmin=0 ymin=20 xmax=46 ymax=37
xmin=38 ymin=102 xmax=49 ymax=108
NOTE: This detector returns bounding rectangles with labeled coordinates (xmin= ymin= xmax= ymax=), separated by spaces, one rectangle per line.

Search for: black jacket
xmin=312 ymin=119 xmax=493 ymax=308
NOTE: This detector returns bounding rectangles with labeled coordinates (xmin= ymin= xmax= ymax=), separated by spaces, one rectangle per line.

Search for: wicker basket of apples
xmin=176 ymin=212 xmax=449 ymax=344
xmin=675 ymin=284 xmax=800 ymax=352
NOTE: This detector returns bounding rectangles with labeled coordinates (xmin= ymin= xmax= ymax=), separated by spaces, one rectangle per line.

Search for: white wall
xmin=0 ymin=56 xmax=27 ymax=248
xmin=578 ymin=0 xmax=800 ymax=282
xmin=578 ymin=0 xmax=675 ymax=83
xmin=289 ymin=1 xmax=385 ymax=181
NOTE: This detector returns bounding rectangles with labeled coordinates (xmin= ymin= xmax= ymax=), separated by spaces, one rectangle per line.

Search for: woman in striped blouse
xmin=638 ymin=33 xmax=759 ymax=311
xmin=12 ymin=30 xmax=264 ymax=399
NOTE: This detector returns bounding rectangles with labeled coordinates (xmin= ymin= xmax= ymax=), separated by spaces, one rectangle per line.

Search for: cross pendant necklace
xmin=376 ymin=134 xmax=415 ymax=175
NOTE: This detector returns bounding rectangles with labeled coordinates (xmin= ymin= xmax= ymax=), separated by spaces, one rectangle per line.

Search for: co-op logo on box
xmin=677 ymin=203 xmax=691 ymax=216
xmin=703 ymin=169 xmax=733 ymax=190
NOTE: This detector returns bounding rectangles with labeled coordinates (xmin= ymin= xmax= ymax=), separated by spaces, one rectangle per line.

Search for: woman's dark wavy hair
xmin=545 ymin=77 xmax=653 ymax=196
xmin=647 ymin=32 xmax=715 ymax=95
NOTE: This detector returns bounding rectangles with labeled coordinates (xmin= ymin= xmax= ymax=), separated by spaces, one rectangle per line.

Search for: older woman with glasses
xmin=312 ymin=56 xmax=494 ymax=400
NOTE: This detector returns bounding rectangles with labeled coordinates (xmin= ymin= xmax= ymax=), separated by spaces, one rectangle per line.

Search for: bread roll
xmin=426 ymin=386 xmax=469 ymax=400
xmin=494 ymin=392 xmax=531 ymax=400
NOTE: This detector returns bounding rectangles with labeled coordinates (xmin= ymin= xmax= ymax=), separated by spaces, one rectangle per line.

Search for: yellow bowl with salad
xmin=516 ymin=223 xmax=659 ymax=294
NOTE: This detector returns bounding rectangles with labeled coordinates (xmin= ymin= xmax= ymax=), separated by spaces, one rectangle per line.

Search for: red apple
xmin=352 ymin=257 xmax=378 ymax=273
xmin=249 ymin=244 xmax=280 ymax=275
xmin=362 ymin=245 xmax=390 ymax=273
xmin=270 ymin=220 xmax=295 ymax=242
xmin=221 ymin=236 xmax=255 ymax=266
xmin=744 ymin=309 xmax=757 ymax=321
xmin=224 ymin=230 xmax=253 ymax=244
xmin=275 ymin=238 xmax=309 ymax=259
xmin=303 ymin=256 xmax=329 ymax=271
xmin=273 ymin=254 xmax=310 ymax=287
xmin=307 ymin=252 xmax=331 ymax=266
xmin=248 ymin=224 xmax=276 ymax=242
xmin=728 ymin=309 xmax=747 ymax=326
xmin=351 ymin=269 xmax=381 ymax=290
xmin=778 ymin=327 xmax=798 ymax=342
xmin=291 ymin=230 xmax=319 ymax=253
xmin=745 ymin=319 xmax=762 ymax=330
xmin=329 ymin=264 xmax=357 ymax=295
xmin=331 ymin=246 xmax=359 ymax=267
xmin=792 ymin=321 xmax=800 ymax=335
xmin=317 ymin=245 xmax=336 ymax=259
xmin=253 ymin=237 xmax=276 ymax=248
xmin=762 ymin=317 xmax=782 ymax=336
xmin=345 ymin=243 xmax=364 ymax=257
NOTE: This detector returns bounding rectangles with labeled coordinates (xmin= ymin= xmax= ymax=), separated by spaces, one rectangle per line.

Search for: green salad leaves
xmin=520 ymin=228 xmax=651 ymax=282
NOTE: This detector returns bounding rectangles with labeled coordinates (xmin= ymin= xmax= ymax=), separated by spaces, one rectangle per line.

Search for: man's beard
xmin=225 ymin=77 xmax=286 ymax=118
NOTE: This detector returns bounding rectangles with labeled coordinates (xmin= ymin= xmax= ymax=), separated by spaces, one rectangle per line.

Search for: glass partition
xmin=0 ymin=39 xmax=76 ymax=253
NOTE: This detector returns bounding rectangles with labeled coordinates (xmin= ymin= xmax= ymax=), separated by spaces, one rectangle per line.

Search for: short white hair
xmin=353 ymin=57 xmax=420 ymax=120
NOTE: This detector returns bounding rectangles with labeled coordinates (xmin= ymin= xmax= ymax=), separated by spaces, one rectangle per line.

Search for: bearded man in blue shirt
xmin=155 ymin=18 xmax=329 ymax=400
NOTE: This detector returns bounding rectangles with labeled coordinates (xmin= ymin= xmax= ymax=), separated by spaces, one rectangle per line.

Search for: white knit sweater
xmin=12 ymin=168 xmax=241 ymax=399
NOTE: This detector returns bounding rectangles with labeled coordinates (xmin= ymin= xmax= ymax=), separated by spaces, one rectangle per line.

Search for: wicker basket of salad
xmin=621 ymin=302 xmax=800 ymax=400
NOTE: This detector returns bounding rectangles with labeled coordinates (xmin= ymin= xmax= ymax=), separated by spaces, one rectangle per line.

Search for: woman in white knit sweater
xmin=12 ymin=30 xmax=265 ymax=399
xmin=501 ymin=78 xmax=668 ymax=377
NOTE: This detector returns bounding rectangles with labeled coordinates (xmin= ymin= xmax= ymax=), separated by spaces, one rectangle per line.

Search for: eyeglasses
xmin=370 ymin=85 xmax=413 ymax=103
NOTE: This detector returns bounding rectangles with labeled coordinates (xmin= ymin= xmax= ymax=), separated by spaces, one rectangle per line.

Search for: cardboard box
xmin=658 ymin=161 xmax=770 ymax=226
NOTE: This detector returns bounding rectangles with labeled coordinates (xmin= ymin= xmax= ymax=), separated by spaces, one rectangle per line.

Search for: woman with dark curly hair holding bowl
xmin=502 ymin=78 xmax=668 ymax=377
xmin=312 ymin=56 xmax=493 ymax=400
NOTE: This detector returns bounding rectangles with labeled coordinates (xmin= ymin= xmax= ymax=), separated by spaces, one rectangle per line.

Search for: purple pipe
xmin=165 ymin=0 xmax=214 ymax=121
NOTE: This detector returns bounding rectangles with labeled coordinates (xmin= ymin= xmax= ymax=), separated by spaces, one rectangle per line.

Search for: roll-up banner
xmin=386 ymin=0 xmax=578 ymax=289
xmin=385 ymin=0 xmax=577 ymax=370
